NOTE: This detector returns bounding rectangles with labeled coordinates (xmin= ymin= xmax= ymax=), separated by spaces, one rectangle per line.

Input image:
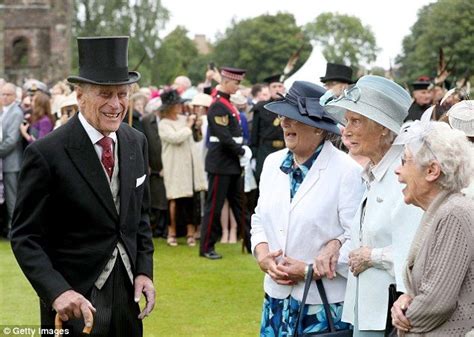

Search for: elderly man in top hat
xmin=11 ymin=36 xmax=154 ymax=337
xmin=250 ymin=74 xmax=286 ymax=183
xmin=320 ymin=62 xmax=354 ymax=96
xmin=200 ymin=66 xmax=252 ymax=259
xmin=405 ymin=76 xmax=433 ymax=122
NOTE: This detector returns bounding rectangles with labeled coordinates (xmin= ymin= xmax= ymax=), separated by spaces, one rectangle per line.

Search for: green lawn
xmin=0 ymin=238 xmax=263 ymax=336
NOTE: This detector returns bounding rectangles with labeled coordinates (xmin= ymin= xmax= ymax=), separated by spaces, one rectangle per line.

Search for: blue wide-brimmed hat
xmin=323 ymin=75 xmax=411 ymax=135
xmin=264 ymin=81 xmax=340 ymax=135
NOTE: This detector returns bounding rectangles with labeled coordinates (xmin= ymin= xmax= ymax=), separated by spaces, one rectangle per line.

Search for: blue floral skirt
xmin=260 ymin=293 xmax=351 ymax=337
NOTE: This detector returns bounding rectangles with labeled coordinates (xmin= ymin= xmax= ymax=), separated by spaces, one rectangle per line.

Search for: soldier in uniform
xmin=250 ymin=74 xmax=286 ymax=183
xmin=405 ymin=76 xmax=433 ymax=122
xmin=200 ymin=67 xmax=252 ymax=260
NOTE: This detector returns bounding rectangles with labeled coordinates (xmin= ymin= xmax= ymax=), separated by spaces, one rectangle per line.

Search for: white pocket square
xmin=136 ymin=174 xmax=146 ymax=187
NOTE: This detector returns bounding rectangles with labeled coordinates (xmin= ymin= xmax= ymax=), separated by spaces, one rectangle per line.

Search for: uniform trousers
xmin=40 ymin=258 xmax=142 ymax=337
xmin=200 ymin=173 xmax=251 ymax=254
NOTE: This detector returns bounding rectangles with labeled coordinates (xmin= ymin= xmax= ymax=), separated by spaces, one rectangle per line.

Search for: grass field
xmin=0 ymin=237 xmax=263 ymax=336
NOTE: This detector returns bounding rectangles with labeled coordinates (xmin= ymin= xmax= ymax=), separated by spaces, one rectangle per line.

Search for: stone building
xmin=0 ymin=0 xmax=73 ymax=85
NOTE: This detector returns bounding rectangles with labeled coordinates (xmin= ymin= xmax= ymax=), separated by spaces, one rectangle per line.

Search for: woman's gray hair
xmin=413 ymin=122 xmax=474 ymax=192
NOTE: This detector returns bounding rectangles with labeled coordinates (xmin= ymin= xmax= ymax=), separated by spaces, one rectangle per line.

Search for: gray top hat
xmin=323 ymin=75 xmax=411 ymax=134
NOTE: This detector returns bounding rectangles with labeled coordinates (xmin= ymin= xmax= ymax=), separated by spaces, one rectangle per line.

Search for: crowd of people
xmin=2 ymin=35 xmax=473 ymax=336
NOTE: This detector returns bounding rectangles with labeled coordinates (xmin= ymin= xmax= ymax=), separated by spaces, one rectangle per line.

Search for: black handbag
xmin=293 ymin=264 xmax=353 ymax=337
xmin=384 ymin=284 xmax=403 ymax=337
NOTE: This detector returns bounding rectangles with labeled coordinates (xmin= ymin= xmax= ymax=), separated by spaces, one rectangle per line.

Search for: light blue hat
xmin=323 ymin=75 xmax=411 ymax=134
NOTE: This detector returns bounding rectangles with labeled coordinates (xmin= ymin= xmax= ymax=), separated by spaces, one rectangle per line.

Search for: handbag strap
xmin=293 ymin=264 xmax=314 ymax=337
xmin=315 ymin=279 xmax=336 ymax=332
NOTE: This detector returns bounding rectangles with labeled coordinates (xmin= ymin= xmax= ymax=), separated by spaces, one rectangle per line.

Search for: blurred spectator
xmin=54 ymin=92 xmax=78 ymax=129
xmin=445 ymin=100 xmax=474 ymax=198
xmin=158 ymin=89 xmax=207 ymax=247
xmin=0 ymin=83 xmax=24 ymax=238
xmin=190 ymin=93 xmax=212 ymax=162
xmin=20 ymin=91 xmax=54 ymax=143
xmin=126 ymin=92 xmax=147 ymax=132
xmin=405 ymin=76 xmax=433 ymax=122
xmin=250 ymin=83 xmax=270 ymax=105
xmin=23 ymin=79 xmax=49 ymax=97
xmin=250 ymin=74 xmax=285 ymax=183
xmin=173 ymin=75 xmax=192 ymax=95
xmin=189 ymin=92 xmax=212 ymax=241
xmin=142 ymin=96 xmax=168 ymax=238
xmin=320 ymin=62 xmax=354 ymax=96
xmin=50 ymin=80 xmax=72 ymax=118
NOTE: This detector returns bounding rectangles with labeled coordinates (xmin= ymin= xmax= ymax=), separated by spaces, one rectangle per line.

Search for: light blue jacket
xmin=0 ymin=103 xmax=24 ymax=172
xmin=341 ymin=145 xmax=423 ymax=330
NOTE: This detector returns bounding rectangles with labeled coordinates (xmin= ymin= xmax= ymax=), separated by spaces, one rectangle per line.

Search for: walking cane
xmin=54 ymin=312 xmax=93 ymax=337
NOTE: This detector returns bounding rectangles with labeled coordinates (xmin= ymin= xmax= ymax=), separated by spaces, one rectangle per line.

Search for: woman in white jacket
xmin=323 ymin=75 xmax=424 ymax=336
xmin=251 ymin=81 xmax=364 ymax=336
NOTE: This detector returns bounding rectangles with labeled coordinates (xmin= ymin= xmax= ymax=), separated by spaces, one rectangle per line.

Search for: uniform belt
xmin=263 ymin=139 xmax=285 ymax=149
xmin=209 ymin=136 xmax=243 ymax=144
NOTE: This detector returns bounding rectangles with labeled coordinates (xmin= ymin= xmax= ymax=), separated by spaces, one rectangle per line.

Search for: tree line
xmin=73 ymin=0 xmax=473 ymax=88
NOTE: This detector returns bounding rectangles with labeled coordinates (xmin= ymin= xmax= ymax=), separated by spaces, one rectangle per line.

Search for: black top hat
xmin=320 ymin=63 xmax=353 ymax=84
xmin=264 ymin=81 xmax=340 ymax=135
xmin=263 ymin=74 xmax=283 ymax=84
xmin=68 ymin=36 xmax=140 ymax=85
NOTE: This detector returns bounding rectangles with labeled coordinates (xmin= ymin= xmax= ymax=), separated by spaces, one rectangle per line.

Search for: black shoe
xmin=200 ymin=250 xmax=222 ymax=260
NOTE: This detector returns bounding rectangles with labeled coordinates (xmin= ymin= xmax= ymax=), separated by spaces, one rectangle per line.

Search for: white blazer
xmin=341 ymin=145 xmax=423 ymax=330
xmin=251 ymin=141 xmax=365 ymax=304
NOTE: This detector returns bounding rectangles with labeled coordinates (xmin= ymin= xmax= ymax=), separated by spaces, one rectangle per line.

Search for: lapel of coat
xmin=64 ymin=115 xmax=119 ymax=221
xmin=117 ymin=126 xmax=137 ymax=227
xmin=290 ymin=141 xmax=331 ymax=211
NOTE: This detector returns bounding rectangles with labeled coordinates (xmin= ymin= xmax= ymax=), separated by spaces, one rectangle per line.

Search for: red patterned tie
xmin=97 ymin=136 xmax=114 ymax=180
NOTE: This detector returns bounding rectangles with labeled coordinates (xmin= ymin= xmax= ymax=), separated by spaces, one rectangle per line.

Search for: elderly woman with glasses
xmin=390 ymin=121 xmax=474 ymax=336
xmin=323 ymin=76 xmax=424 ymax=337
xmin=251 ymin=81 xmax=364 ymax=336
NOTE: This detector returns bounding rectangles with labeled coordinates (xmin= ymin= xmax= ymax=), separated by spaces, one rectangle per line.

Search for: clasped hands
xmin=257 ymin=239 xmax=342 ymax=285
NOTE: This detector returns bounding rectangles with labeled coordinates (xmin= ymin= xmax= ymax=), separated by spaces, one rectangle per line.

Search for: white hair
xmin=173 ymin=76 xmax=192 ymax=90
xmin=412 ymin=121 xmax=474 ymax=192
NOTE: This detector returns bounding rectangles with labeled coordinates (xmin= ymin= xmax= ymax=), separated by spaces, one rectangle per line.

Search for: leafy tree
xmin=396 ymin=0 xmax=474 ymax=84
xmin=73 ymin=0 xmax=169 ymax=85
xmin=304 ymin=12 xmax=379 ymax=68
xmin=154 ymin=26 xmax=199 ymax=85
xmin=212 ymin=13 xmax=312 ymax=84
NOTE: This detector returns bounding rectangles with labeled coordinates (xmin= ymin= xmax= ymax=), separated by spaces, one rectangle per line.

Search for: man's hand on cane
xmin=53 ymin=290 xmax=95 ymax=328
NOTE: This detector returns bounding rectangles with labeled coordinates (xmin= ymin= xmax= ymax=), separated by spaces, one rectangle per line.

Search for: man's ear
xmin=425 ymin=161 xmax=442 ymax=183
xmin=75 ymin=86 xmax=85 ymax=110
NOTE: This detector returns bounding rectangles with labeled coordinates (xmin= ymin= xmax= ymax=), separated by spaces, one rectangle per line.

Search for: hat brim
xmin=320 ymin=76 xmax=354 ymax=84
xmin=324 ymin=98 xmax=402 ymax=135
xmin=265 ymin=101 xmax=341 ymax=135
xmin=67 ymin=71 xmax=141 ymax=85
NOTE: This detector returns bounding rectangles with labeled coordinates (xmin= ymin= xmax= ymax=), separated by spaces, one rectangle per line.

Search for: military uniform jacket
xmin=250 ymin=98 xmax=285 ymax=180
xmin=205 ymin=91 xmax=244 ymax=175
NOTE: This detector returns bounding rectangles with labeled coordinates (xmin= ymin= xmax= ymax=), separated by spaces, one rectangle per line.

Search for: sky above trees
xmin=160 ymin=0 xmax=436 ymax=68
